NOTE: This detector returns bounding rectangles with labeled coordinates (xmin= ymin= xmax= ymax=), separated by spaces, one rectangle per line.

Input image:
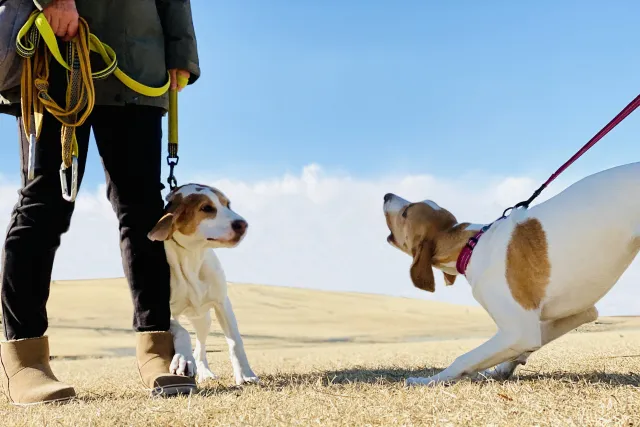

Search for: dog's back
xmin=525 ymin=161 xmax=640 ymax=319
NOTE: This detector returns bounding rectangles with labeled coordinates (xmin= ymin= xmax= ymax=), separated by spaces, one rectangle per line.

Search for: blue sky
xmin=193 ymin=0 xmax=640 ymax=182
xmin=0 ymin=1 xmax=639 ymax=314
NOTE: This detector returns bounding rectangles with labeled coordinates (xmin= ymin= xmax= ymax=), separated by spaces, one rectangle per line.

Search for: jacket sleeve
xmin=155 ymin=0 xmax=201 ymax=85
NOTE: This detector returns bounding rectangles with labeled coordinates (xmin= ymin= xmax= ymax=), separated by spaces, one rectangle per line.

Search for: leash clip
xmin=59 ymin=156 xmax=78 ymax=202
xmin=167 ymin=155 xmax=179 ymax=191
xmin=465 ymin=236 xmax=479 ymax=250
xmin=27 ymin=133 xmax=37 ymax=180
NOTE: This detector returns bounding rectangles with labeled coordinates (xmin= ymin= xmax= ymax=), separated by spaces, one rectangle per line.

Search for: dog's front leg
xmin=407 ymin=330 xmax=538 ymax=387
xmin=169 ymin=319 xmax=196 ymax=377
xmin=189 ymin=312 xmax=218 ymax=383
xmin=212 ymin=296 xmax=259 ymax=385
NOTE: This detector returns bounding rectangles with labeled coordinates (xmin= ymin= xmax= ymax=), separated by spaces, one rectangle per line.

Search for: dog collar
xmin=456 ymin=223 xmax=492 ymax=276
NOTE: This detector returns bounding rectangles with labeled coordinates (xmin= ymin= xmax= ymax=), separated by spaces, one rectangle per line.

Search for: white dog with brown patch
xmin=148 ymin=183 xmax=259 ymax=385
xmin=383 ymin=161 xmax=640 ymax=387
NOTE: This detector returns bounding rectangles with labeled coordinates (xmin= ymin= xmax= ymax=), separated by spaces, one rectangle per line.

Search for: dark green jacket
xmin=1 ymin=0 xmax=200 ymax=112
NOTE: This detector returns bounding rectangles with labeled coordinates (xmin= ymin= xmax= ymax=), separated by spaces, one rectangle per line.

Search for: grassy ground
xmin=2 ymin=279 xmax=640 ymax=426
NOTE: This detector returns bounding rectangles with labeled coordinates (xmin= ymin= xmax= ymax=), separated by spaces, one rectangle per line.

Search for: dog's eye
xmin=401 ymin=209 xmax=408 ymax=218
xmin=201 ymin=205 xmax=216 ymax=214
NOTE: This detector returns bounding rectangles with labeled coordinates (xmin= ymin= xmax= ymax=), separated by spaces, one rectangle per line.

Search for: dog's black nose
xmin=384 ymin=193 xmax=393 ymax=203
xmin=232 ymin=220 xmax=248 ymax=234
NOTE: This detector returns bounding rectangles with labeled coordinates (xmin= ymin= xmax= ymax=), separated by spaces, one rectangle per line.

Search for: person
xmin=0 ymin=0 xmax=200 ymax=405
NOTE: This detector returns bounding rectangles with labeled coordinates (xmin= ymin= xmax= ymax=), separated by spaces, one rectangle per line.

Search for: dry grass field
xmin=2 ymin=279 xmax=640 ymax=426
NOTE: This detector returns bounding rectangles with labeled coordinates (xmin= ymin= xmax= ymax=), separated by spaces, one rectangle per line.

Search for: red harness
xmin=455 ymin=93 xmax=640 ymax=276
xmin=455 ymin=228 xmax=486 ymax=275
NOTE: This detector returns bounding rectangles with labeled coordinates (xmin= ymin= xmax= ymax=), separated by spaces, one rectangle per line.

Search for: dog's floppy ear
xmin=410 ymin=240 xmax=436 ymax=292
xmin=148 ymin=213 xmax=176 ymax=241
xmin=443 ymin=272 xmax=457 ymax=286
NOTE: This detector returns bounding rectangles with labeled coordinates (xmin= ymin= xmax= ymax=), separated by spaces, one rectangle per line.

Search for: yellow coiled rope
xmin=16 ymin=11 xmax=176 ymax=201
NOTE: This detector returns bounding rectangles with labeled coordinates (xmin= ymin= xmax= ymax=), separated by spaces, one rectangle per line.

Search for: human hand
xmin=43 ymin=0 xmax=79 ymax=42
xmin=169 ymin=69 xmax=190 ymax=92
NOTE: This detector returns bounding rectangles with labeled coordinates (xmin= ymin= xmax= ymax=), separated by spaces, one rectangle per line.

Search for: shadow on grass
xmin=196 ymin=366 xmax=640 ymax=396
xmin=70 ymin=366 xmax=640 ymax=401
xmin=515 ymin=370 xmax=640 ymax=387
xmin=196 ymin=366 xmax=440 ymax=396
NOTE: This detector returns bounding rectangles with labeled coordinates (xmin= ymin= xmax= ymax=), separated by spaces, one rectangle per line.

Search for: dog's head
xmin=383 ymin=193 xmax=461 ymax=292
xmin=148 ymin=183 xmax=248 ymax=248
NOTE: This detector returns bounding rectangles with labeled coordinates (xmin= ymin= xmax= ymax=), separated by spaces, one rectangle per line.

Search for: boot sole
xmin=10 ymin=395 xmax=76 ymax=407
xmin=149 ymin=384 xmax=197 ymax=397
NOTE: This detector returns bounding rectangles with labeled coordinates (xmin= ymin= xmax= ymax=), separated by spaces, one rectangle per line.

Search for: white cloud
xmin=0 ymin=164 xmax=636 ymax=316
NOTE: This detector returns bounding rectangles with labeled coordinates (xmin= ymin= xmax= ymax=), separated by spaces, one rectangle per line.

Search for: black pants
xmin=0 ymin=64 xmax=171 ymax=340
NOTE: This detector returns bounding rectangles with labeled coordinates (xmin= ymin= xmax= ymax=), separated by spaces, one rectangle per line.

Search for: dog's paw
xmin=474 ymin=367 xmax=509 ymax=382
xmin=473 ymin=358 xmax=526 ymax=382
xmin=405 ymin=376 xmax=441 ymax=387
xmin=195 ymin=362 xmax=218 ymax=383
xmin=170 ymin=353 xmax=196 ymax=377
xmin=235 ymin=371 xmax=260 ymax=386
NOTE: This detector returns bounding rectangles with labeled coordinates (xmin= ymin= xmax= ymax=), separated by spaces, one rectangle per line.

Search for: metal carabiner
xmin=166 ymin=155 xmax=179 ymax=191
xmin=27 ymin=133 xmax=37 ymax=181
xmin=59 ymin=156 xmax=78 ymax=202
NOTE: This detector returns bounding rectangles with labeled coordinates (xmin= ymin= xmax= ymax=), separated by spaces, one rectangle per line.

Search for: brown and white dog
xmin=148 ymin=183 xmax=259 ymax=385
xmin=383 ymin=161 xmax=640 ymax=386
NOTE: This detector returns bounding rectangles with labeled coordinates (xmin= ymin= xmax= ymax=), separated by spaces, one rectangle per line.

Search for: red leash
xmin=457 ymin=93 xmax=640 ymax=276
xmin=505 ymin=93 xmax=640 ymax=216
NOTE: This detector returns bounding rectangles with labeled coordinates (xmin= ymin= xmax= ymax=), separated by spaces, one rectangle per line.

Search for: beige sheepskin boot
xmin=0 ymin=336 xmax=76 ymax=406
xmin=136 ymin=331 xmax=196 ymax=396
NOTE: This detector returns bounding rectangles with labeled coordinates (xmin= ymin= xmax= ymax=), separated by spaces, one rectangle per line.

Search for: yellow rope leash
xmin=16 ymin=11 xmax=179 ymax=201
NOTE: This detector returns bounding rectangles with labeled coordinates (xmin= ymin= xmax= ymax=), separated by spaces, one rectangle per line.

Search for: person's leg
xmin=0 ymin=62 xmax=91 ymax=405
xmin=91 ymin=105 xmax=170 ymax=332
xmin=91 ymin=104 xmax=195 ymax=395
xmin=1 ymin=113 xmax=91 ymax=340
